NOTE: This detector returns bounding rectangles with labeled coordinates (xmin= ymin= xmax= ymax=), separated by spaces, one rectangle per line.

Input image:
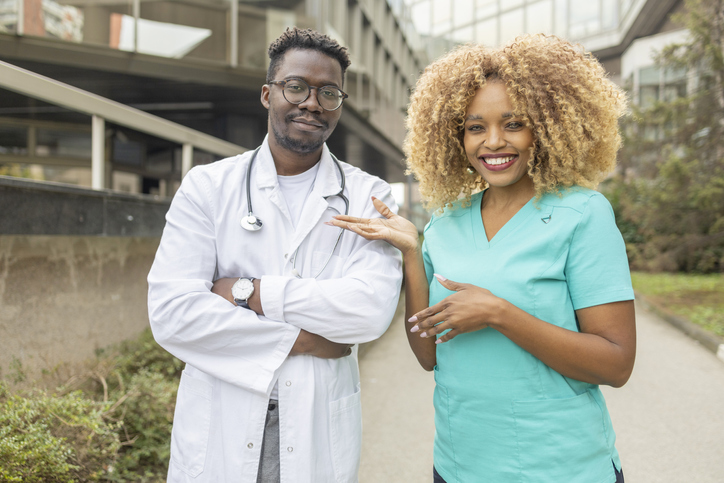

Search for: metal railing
xmin=0 ymin=59 xmax=247 ymax=190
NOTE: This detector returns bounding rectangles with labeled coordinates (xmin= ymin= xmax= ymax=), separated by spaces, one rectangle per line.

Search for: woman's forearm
xmin=492 ymin=300 xmax=636 ymax=387
xmin=403 ymin=248 xmax=437 ymax=371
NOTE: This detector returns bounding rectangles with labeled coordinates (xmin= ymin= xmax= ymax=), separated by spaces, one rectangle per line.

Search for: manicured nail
xmin=408 ymin=315 xmax=418 ymax=323
xmin=434 ymin=273 xmax=447 ymax=282
xmin=410 ymin=325 xmax=419 ymax=333
xmin=435 ymin=339 xmax=442 ymax=344
xmin=419 ymin=332 xmax=427 ymax=338
xmin=324 ymin=221 xmax=333 ymax=226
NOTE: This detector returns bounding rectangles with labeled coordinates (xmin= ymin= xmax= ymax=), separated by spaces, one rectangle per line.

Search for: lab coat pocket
xmin=512 ymin=391 xmax=612 ymax=482
xmin=170 ymin=370 xmax=214 ymax=478
xmin=329 ymin=384 xmax=362 ymax=483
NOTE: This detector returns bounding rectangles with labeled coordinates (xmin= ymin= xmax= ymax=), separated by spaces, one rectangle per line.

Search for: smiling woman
xmin=329 ymin=34 xmax=633 ymax=483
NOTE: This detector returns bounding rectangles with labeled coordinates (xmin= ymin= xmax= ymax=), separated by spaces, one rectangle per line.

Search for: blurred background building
xmin=0 ymin=0 xmax=692 ymax=381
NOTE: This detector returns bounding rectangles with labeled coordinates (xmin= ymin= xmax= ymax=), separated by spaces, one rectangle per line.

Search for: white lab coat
xmin=147 ymin=137 xmax=403 ymax=483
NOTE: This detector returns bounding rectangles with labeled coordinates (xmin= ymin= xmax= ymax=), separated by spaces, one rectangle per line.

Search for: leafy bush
xmin=0 ymin=383 xmax=120 ymax=482
xmin=1 ymin=329 xmax=182 ymax=482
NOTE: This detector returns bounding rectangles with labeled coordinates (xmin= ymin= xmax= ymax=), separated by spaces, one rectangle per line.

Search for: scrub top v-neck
xmin=472 ymin=190 xmax=537 ymax=248
xmin=421 ymin=187 xmax=634 ymax=483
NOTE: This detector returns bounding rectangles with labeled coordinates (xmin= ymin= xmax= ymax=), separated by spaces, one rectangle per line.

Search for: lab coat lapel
xmin=255 ymin=140 xmax=293 ymax=227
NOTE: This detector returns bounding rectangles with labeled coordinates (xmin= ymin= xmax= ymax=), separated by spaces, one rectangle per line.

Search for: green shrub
xmin=0 ymin=382 xmax=120 ymax=482
xmin=1 ymin=329 xmax=183 ymax=482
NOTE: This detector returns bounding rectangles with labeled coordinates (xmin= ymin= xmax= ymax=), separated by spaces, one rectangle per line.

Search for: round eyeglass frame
xmin=268 ymin=78 xmax=348 ymax=111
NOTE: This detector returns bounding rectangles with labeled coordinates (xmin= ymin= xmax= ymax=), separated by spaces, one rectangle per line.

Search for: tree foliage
xmin=603 ymin=0 xmax=724 ymax=272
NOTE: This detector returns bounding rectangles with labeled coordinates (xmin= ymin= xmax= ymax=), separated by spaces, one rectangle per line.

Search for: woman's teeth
xmin=484 ymin=156 xmax=515 ymax=166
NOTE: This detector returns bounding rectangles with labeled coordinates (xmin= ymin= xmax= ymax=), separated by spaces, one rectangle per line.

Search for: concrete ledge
xmin=0 ymin=176 xmax=171 ymax=237
xmin=636 ymin=292 xmax=724 ymax=363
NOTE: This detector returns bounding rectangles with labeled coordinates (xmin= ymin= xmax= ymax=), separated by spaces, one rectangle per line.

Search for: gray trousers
xmin=256 ymin=399 xmax=280 ymax=483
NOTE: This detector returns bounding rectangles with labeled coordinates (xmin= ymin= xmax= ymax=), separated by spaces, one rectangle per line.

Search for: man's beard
xmin=271 ymin=113 xmax=329 ymax=154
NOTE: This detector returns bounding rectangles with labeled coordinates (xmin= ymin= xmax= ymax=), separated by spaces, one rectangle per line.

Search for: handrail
xmin=0 ymin=60 xmax=246 ymax=158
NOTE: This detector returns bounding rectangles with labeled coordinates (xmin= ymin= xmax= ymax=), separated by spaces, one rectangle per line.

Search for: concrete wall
xmin=0 ymin=235 xmax=159 ymax=385
xmin=0 ymin=176 xmax=170 ymax=386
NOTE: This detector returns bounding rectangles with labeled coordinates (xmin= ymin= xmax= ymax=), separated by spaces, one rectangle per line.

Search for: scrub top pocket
xmin=512 ymin=391 xmax=613 ymax=483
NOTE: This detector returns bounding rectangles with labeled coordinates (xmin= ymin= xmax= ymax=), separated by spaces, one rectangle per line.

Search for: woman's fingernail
xmin=408 ymin=315 xmax=418 ymax=323
xmin=324 ymin=221 xmax=333 ymax=226
xmin=434 ymin=273 xmax=447 ymax=282
xmin=410 ymin=325 xmax=419 ymax=333
xmin=371 ymin=196 xmax=377 ymax=200
xmin=419 ymin=332 xmax=427 ymax=338
xmin=435 ymin=339 xmax=442 ymax=344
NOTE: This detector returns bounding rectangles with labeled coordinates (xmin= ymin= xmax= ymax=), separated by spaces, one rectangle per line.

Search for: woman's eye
xmin=507 ymin=122 xmax=523 ymax=129
xmin=467 ymin=125 xmax=483 ymax=132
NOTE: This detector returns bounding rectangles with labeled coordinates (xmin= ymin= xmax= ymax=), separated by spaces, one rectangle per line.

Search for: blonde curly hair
xmin=404 ymin=34 xmax=627 ymax=211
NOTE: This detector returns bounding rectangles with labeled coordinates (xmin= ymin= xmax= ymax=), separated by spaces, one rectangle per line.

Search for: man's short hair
xmin=267 ymin=27 xmax=351 ymax=83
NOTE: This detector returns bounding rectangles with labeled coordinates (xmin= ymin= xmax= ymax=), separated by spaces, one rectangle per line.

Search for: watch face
xmin=232 ymin=278 xmax=254 ymax=300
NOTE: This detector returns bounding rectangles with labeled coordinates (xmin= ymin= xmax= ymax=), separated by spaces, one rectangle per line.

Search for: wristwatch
xmin=231 ymin=277 xmax=256 ymax=309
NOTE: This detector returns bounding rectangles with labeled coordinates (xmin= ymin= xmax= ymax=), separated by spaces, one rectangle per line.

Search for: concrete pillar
xmin=92 ymin=115 xmax=105 ymax=190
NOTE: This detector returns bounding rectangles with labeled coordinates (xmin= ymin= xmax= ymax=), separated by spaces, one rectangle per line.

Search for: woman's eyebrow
xmin=465 ymin=112 xmax=515 ymax=121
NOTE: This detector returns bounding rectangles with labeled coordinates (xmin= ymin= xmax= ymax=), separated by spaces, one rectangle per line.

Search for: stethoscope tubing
xmin=241 ymin=146 xmax=349 ymax=279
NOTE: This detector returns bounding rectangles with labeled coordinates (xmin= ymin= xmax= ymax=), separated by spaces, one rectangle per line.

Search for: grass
xmin=631 ymin=271 xmax=724 ymax=338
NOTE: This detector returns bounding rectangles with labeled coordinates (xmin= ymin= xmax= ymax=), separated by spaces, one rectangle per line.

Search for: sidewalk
xmin=358 ymin=300 xmax=435 ymax=483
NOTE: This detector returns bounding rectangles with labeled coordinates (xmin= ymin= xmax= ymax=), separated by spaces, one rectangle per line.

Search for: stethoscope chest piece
xmin=240 ymin=214 xmax=263 ymax=231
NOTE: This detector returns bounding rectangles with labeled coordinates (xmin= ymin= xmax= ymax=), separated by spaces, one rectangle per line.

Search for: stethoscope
xmin=240 ymin=146 xmax=350 ymax=279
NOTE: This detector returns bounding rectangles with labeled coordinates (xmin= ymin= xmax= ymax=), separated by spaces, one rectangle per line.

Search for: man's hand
xmin=211 ymin=277 xmax=263 ymax=315
xmin=290 ymin=330 xmax=353 ymax=359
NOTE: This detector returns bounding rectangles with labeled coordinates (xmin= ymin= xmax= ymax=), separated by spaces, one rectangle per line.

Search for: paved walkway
xmin=359 ymin=302 xmax=724 ymax=482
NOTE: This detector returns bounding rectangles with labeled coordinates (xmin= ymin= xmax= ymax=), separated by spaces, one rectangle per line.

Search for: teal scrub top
xmin=422 ymin=187 xmax=634 ymax=483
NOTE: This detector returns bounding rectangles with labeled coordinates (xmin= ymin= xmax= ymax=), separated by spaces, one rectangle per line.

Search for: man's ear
xmin=261 ymin=85 xmax=270 ymax=109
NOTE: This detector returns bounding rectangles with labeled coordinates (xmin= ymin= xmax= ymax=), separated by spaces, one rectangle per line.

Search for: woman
xmin=329 ymin=35 xmax=634 ymax=482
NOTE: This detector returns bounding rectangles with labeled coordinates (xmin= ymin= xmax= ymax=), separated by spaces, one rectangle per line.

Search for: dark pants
xmin=432 ymin=462 xmax=625 ymax=482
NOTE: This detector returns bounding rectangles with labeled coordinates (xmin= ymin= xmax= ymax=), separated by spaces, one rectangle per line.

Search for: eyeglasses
xmin=269 ymin=78 xmax=348 ymax=111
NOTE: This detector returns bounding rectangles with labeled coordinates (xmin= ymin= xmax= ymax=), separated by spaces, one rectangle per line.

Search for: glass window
xmin=451 ymin=24 xmax=474 ymax=43
xmin=453 ymin=0 xmax=474 ymax=28
xmin=500 ymin=8 xmax=524 ymax=44
xmin=601 ymin=0 xmax=618 ymax=29
xmin=0 ymin=0 xmax=18 ymax=34
xmin=433 ymin=1 xmax=451 ymax=24
xmin=527 ymin=0 xmax=553 ymax=35
xmin=554 ymin=0 xmax=568 ymax=37
xmin=476 ymin=0 xmax=498 ymax=20
xmin=569 ymin=0 xmax=601 ymax=38
xmin=411 ymin=2 xmax=432 ymax=35
xmin=475 ymin=18 xmax=498 ymax=46
xmin=639 ymin=65 xmax=660 ymax=85
xmin=504 ymin=0 xmax=525 ymax=10
xmin=620 ymin=0 xmax=634 ymax=17
xmin=0 ymin=126 xmax=28 ymax=156
xmin=639 ymin=85 xmax=659 ymax=108
xmin=664 ymin=67 xmax=687 ymax=83
xmin=36 ymin=129 xmax=91 ymax=158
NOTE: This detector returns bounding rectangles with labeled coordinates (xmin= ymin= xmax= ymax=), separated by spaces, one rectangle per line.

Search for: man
xmin=147 ymin=27 xmax=402 ymax=482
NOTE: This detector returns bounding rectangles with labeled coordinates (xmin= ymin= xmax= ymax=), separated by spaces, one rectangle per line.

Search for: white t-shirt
xmin=277 ymin=163 xmax=320 ymax=228
xmin=268 ymin=162 xmax=320 ymax=399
